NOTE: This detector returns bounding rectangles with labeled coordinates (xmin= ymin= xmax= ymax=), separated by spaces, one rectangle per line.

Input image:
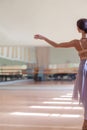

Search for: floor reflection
xmin=0 ymin=80 xmax=84 ymax=130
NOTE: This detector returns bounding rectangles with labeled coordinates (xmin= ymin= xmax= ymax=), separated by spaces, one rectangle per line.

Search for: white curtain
xmin=36 ymin=47 xmax=49 ymax=68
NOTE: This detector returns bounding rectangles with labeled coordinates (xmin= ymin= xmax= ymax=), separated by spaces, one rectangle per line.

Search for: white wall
xmin=0 ymin=0 xmax=87 ymax=46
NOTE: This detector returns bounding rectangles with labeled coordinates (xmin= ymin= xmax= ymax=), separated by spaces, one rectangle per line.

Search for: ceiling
xmin=0 ymin=0 xmax=87 ymax=46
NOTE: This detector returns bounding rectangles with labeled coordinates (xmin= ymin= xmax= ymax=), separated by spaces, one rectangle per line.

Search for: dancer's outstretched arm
xmin=34 ymin=34 xmax=77 ymax=48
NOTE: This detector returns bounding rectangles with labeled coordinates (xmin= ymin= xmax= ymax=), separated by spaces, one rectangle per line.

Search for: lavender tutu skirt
xmin=73 ymin=59 xmax=87 ymax=119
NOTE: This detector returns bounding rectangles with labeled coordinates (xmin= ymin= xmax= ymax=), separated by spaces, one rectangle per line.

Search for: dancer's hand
xmin=34 ymin=34 xmax=58 ymax=47
xmin=34 ymin=34 xmax=46 ymax=40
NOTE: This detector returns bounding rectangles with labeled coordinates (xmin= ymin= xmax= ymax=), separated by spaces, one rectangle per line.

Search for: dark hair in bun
xmin=77 ymin=18 xmax=87 ymax=33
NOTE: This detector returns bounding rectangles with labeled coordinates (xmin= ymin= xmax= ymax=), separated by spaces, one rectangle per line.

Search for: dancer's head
xmin=77 ymin=18 xmax=87 ymax=33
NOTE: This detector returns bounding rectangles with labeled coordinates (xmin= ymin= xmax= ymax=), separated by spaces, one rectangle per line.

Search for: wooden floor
xmin=0 ymin=79 xmax=84 ymax=130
